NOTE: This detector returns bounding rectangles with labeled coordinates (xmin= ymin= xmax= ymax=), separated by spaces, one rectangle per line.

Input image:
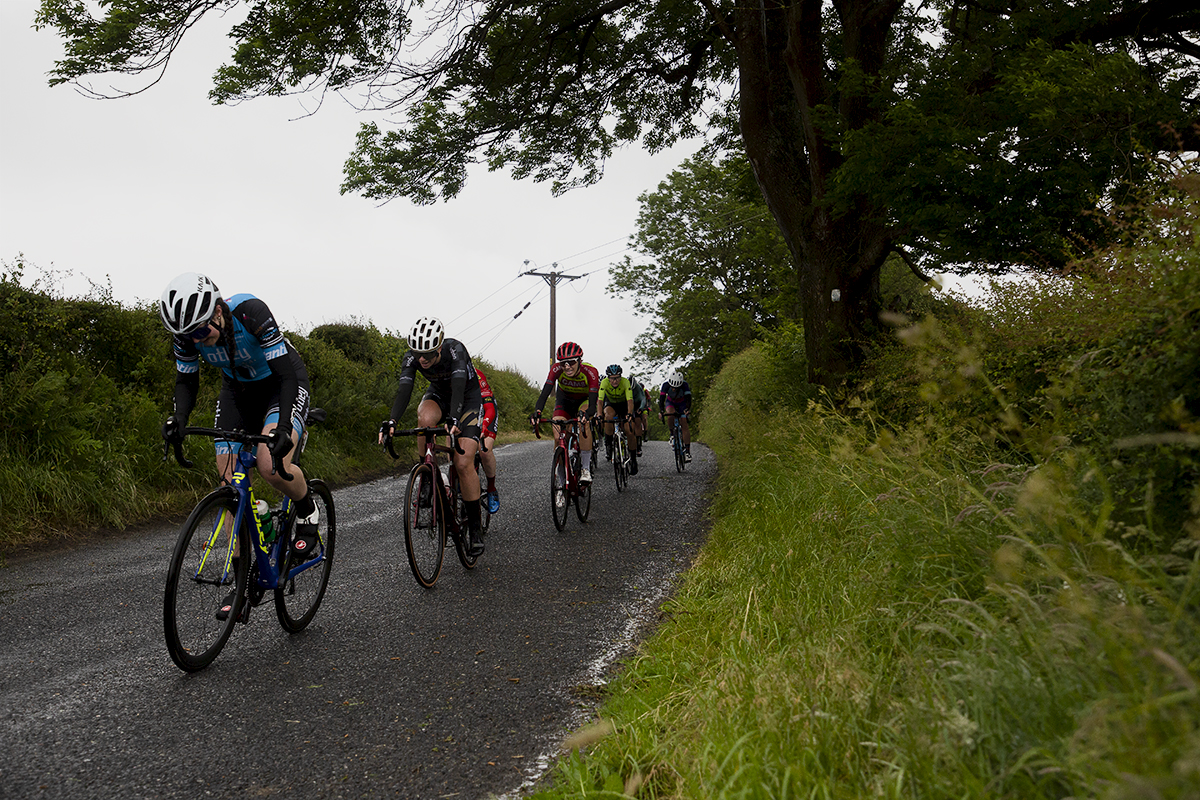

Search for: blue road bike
xmin=163 ymin=409 xmax=336 ymax=672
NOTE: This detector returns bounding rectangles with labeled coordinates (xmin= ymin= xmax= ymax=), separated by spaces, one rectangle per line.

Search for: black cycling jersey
xmin=171 ymin=293 xmax=309 ymax=433
xmin=390 ymin=337 xmax=481 ymax=424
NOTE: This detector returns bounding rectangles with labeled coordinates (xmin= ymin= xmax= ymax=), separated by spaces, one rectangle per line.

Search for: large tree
xmin=37 ymin=0 xmax=1200 ymax=387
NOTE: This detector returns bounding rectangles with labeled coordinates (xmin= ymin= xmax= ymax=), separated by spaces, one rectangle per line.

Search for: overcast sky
xmin=0 ymin=0 xmax=702 ymax=387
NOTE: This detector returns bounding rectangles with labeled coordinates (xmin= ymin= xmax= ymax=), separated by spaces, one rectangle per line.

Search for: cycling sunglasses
xmin=187 ymin=323 xmax=214 ymax=341
xmin=560 ymin=358 xmax=581 ymax=367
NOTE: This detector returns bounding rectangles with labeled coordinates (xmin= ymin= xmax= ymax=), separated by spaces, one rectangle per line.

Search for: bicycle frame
xmin=386 ymin=427 xmax=474 ymax=550
xmin=533 ymin=417 xmax=583 ymax=494
xmin=175 ymin=429 xmax=323 ymax=597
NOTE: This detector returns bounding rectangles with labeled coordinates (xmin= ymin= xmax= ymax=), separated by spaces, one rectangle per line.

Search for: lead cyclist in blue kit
xmin=159 ymin=272 xmax=319 ymax=619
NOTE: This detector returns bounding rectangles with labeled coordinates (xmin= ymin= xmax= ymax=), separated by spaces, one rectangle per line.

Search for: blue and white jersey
xmin=172 ymin=294 xmax=288 ymax=383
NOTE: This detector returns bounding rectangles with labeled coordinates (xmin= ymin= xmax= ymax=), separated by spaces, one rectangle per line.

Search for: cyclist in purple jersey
xmin=658 ymin=370 xmax=693 ymax=462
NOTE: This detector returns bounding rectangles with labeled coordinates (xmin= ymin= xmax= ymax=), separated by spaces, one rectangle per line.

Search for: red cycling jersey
xmin=476 ymin=368 xmax=497 ymax=435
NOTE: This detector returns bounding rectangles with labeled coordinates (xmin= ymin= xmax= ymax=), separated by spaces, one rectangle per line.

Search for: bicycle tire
xmin=574 ymin=452 xmax=592 ymax=523
xmin=551 ymin=448 xmax=569 ymax=531
xmin=275 ymin=480 xmax=336 ymax=632
xmin=673 ymin=425 xmax=686 ymax=473
xmin=475 ymin=456 xmax=491 ymax=534
xmin=450 ymin=472 xmax=480 ymax=571
xmin=163 ymin=488 xmax=248 ymax=672
xmin=404 ymin=462 xmax=445 ymax=588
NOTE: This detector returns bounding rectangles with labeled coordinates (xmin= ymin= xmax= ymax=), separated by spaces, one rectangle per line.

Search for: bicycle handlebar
xmin=166 ymin=427 xmax=294 ymax=481
xmin=383 ymin=426 xmax=464 ymax=460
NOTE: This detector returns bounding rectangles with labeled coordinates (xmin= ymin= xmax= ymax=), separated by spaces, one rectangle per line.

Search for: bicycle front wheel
xmin=164 ymin=488 xmax=248 ymax=672
xmin=551 ymin=448 xmax=569 ymax=531
xmin=275 ymin=480 xmax=336 ymax=632
xmin=674 ymin=429 xmax=686 ymax=473
xmin=405 ymin=462 xmax=445 ymax=588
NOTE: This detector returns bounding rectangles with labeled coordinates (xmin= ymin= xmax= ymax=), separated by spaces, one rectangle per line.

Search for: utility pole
xmin=522 ymin=261 xmax=584 ymax=363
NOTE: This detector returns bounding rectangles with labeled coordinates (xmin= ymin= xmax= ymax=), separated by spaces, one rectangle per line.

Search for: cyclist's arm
xmin=171 ymin=338 xmax=201 ymax=424
xmin=389 ymin=354 xmax=420 ymax=422
xmin=446 ymin=341 xmax=472 ymax=425
xmin=584 ymin=365 xmax=601 ymax=417
xmin=533 ymin=364 xmax=560 ymax=416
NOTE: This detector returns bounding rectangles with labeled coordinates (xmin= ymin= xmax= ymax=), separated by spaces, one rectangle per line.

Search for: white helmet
xmin=160 ymin=272 xmax=220 ymax=335
xmin=668 ymin=370 xmax=685 ymax=387
xmin=408 ymin=316 xmax=445 ymax=353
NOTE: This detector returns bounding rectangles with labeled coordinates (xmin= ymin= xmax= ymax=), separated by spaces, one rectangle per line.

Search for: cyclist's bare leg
xmin=254 ymin=425 xmax=308 ymax=501
xmin=416 ymin=398 xmax=444 ymax=454
xmin=453 ymin=436 xmax=481 ymax=501
xmin=480 ymin=437 xmax=497 ymax=480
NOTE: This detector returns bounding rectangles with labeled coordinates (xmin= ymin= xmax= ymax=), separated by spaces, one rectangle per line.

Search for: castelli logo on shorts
xmin=295 ymin=539 xmax=308 ymax=550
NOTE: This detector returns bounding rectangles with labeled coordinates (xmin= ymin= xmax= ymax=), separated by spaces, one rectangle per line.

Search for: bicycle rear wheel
xmin=404 ymin=463 xmax=445 ymax=588
xmin=164 ymin=488 xmax=248 ymax=672
xmin=614 ymin=434 xmax=627 ymax=492
xmin=551 ymin=448 xmax=569 ymax=531
xmin=574 ymin=450 xmax=592 ymax=523
xmin=451 ymin=477 xmax=480 ymax=571
xmin=275 ymin=480 xmax=336 ymax=632
xmin=475 ymin=457 xmax=491 ymax=534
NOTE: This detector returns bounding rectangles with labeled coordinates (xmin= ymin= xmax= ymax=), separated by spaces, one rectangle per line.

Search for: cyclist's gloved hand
xmin=162 ymin=415 xmax=185 ymax=444
xmin=378 ymin=419 xmax=395 ymax=444
xmin=267 ymin=426 xmax=294 ymax=461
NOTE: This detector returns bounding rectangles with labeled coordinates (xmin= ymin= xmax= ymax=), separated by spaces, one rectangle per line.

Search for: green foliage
xmin=0 ymin=261 xmax=535 ymax=551
xmin=531 ymin=167 xmax=1200 ymax=800
xmin=610 ymin=152 xmax=797 ymax=391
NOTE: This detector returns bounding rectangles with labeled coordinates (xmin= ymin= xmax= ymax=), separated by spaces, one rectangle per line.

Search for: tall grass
xmin=528 ymin=178 xmax=1200 ymax=797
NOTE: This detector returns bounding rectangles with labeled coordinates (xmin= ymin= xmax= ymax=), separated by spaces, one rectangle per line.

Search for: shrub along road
xmin=0 ymin=438 xmax=713 ymax=799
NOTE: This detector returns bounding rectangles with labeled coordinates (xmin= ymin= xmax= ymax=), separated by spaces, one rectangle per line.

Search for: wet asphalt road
xmin=0 ymin=438 xmax=714 ymax=799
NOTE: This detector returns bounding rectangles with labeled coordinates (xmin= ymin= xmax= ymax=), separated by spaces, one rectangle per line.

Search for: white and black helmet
xmin=408 ymin=316 xmax=445 ymax=353
xmin=160 ymin=272 xmax=220 ymax=335
xmin=668 ymin=370 xmax=685 ymax=387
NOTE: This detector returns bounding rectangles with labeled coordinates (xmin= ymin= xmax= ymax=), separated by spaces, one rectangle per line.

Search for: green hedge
xmin=0 ymin=262 xmax=538 ymax=553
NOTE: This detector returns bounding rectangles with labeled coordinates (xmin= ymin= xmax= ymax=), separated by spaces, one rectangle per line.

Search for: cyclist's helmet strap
xmin=605 ymin=364 xmax=622 ymax=376
xmin=556 ymin=341 xmax=583 ymax=362
xmin=160 ymin=272 xmax=220 ymax=335
xmin=409 ymin=316 xmax=445 ymax=353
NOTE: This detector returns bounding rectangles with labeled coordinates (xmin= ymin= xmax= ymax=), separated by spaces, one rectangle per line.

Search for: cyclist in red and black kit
xmin=379 ymin=317 xmax=487 ymax=557
xmin=476 ymin=367 xmax=501 ymax=514
xmin=530 ymin=342 xmax=601 ymax=484
xmin=159 ymin=272 xmax=319 ymax=619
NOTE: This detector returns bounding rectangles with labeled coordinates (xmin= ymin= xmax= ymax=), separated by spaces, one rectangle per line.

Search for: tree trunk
xmin=734 ymin=0 xmax=897 ymax=392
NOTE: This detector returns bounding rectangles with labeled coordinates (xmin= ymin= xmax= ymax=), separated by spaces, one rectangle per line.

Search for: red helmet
xmin=555 ymin=341 xmax=583 ymax=362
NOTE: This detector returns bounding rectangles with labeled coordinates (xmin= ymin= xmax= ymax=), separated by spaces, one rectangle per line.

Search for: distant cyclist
xmin=629 ymin=374 xmax=650 ymax=456
xmin=476 ymin=367 xmax=501 ymax=514
xmin=530 ymin=342 xmax=601 ymax=484
xmin=599 ymin=364 xmax=638 ymax=475
xmin=659 ymin=370 xmax=693 ymax=462
xmin=158 ymin=272 xmax=319 ymax=619
xmin=379 ymin=317 xmax=486 ymax=557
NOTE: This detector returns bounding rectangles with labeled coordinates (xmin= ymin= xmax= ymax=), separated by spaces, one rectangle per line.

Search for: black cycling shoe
xmin=291 ymin=522 xmax=318 ymax=563
xmin=215 ymin=591 xmax=236 ymax=621
xmin=629 ymin=454 xmax=639 ymax=476
xmin=467 ymin=526 xmax=485 ymax=557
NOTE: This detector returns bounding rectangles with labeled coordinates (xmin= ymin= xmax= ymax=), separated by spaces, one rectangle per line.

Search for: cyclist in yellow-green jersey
xmin=599 ymin=364 xmax=639 ymax=476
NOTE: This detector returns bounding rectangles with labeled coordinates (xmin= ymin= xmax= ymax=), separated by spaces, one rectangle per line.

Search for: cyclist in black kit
xmin=159 ymin=272 xmax=319 ymax=618
xmin=379 ymin=317 xmax=487 ymax=558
